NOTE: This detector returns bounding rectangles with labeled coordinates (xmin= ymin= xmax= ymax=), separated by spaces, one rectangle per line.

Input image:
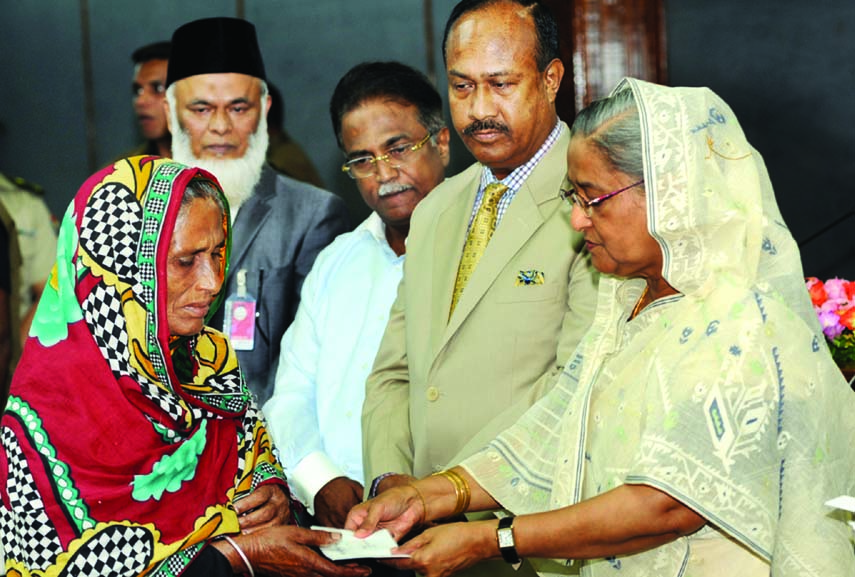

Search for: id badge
xmin=224 ymin=295 xmax=256 ymax=350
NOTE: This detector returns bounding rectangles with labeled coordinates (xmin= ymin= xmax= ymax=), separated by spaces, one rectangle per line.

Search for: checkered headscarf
xmin=1 ymin=156 xmax=286 ymax=576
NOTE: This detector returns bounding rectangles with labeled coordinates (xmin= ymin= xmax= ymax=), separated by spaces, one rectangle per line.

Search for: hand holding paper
xmin=312 ymin=526 xmax=411 ymax=561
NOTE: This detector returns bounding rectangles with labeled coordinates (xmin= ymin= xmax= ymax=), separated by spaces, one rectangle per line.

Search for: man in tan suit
xmin=362 ymin=3 xmax=597 ymax=573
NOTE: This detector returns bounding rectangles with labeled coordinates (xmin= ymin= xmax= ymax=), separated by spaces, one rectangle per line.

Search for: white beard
xmin=169 ymin=101 xmax=269 ymax=221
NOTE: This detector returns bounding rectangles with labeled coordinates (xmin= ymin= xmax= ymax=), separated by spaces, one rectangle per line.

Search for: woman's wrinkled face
xmin=166 ymin=197 xmax=226 ymax=336
xmin=567 ymin=135 xmax=663 ymax=280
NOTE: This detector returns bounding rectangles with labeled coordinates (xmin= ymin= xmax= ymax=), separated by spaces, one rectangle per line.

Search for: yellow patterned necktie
xmin=449 ymin=182 xmax=509 ymax=318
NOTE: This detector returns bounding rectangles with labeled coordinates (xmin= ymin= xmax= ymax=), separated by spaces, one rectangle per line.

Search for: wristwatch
xmin=496 ymin=515 xmax=521 ymax=564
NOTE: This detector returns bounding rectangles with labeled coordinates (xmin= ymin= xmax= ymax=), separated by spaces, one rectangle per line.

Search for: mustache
xmin=378 ymin=182 xmax=412 ymax=197
xmin=462 ymin=119 xmax=510 ymax=136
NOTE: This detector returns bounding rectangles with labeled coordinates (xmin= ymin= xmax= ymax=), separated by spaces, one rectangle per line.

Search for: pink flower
xmin=807 ymin=277 xmax=855 ymax=367
xmin=819 ymin=310 xmax=846 ymax=339
xmin=825 ymin=278 xmax=849 ymax=301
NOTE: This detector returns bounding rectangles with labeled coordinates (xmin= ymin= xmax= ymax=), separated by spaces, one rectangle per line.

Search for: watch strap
xmin=496 ymin=515 xmax=521 ymax=564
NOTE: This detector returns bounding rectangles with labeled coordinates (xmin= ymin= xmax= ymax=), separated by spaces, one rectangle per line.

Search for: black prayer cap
xmin=166 ymin=17 xmax=266 ymax=87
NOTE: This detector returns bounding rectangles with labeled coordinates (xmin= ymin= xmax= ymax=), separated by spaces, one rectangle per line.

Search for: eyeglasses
xmin=342 ymin=132 xmax=434 ymax=180
xmin=561 ymin=179 xmax=644 ymax=217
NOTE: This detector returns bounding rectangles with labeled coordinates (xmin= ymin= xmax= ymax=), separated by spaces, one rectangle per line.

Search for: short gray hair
xmin=570 ymin=89 xmax=642 ymax=180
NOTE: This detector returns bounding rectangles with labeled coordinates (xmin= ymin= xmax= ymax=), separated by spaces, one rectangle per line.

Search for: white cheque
xmin=311 ymin=526 xmax=412 ymax=561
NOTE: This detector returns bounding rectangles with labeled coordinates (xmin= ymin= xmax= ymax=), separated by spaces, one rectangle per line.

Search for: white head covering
xmin=463 ymin=79 xmax=855 ymax=576
xmin=628 ymin=78 xmax=817 ymax=326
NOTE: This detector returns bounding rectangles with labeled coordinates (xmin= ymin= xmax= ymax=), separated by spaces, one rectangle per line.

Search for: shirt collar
xmin=480 ymin=118 xmax=564 ymax=191
xmin=363 ymin=211 xmax=387 ymax=244
xmin=363 ymin=212 xmax=406 ymax=259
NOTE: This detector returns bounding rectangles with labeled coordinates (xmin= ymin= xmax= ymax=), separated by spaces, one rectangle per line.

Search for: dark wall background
xmin=666 ymin=0 xmax=855 ymax=278
xmin=1 ymin=0 xmax=852 ymax=277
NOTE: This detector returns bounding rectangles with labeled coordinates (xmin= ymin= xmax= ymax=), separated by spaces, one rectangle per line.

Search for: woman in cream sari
xmin=345 ymin=79 xmax=855 ymax=576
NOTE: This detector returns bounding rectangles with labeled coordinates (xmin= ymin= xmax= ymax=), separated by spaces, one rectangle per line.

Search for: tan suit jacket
xmin=363 ymin=124 xmax=598 ymax=487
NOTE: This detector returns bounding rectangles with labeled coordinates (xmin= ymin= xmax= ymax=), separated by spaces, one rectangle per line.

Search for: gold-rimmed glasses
xmin=561 ymin=179 xmax=645 ymax=217
xmin=341 ymin=132 xmax=434 ymax=180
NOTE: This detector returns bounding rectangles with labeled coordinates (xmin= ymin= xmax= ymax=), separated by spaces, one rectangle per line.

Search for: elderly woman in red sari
xmin=346 ymin=80 xmax=855 ymax=576
xmin=0 ymin=156 xmax=369 ymax=577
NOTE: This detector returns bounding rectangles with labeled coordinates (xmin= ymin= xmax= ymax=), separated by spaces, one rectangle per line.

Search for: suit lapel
xmin=428 ymin=172 xmax=478 ymax=357
xmin=441 ymin=182 xmax=544 ymax=341
xmin=435 ymin=124 xmax=570 ymax=356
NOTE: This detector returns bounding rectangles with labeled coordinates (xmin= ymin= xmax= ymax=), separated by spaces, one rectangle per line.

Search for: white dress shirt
xmin=263 ymin=212 xmax=403 ymax=512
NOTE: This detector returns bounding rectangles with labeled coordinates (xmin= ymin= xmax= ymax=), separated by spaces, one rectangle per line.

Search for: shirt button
xmin=426 ymin=386 xmax=439 ymax=402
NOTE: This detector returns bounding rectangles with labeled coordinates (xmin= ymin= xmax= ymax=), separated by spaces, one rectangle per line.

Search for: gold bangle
xmin=438 ymin=470 xmax=465 ymax=515
xmin=445 ymin=469 xmax=471 ymax=514
xmin=408 ymin=482 xmax=429 ymax=522
xmin=432 ymin=469 xmax=471 ymax=518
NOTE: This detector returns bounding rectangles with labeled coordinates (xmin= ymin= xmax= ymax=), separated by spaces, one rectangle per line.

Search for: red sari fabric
xmin=1 ymin=156 xmax=286 ymax=576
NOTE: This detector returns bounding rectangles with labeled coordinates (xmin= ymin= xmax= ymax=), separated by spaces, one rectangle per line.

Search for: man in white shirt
xmin=263 ymin=61 xmax=450 ymax=528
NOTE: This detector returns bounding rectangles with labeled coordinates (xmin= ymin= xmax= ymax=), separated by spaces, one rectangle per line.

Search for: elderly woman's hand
xmin=344 ymin=484 xmax=425 ymax=541
xmin=238 ymin=526 xmax=372 ymax=577
xmin=236 ymin=483 xmax=291 ymax=533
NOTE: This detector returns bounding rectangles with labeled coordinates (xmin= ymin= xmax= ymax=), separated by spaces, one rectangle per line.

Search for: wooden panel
xmin=539 ymin=0 xmax=577 ymax=126
xmin=542 ymin=0 xmax=666 ymax=119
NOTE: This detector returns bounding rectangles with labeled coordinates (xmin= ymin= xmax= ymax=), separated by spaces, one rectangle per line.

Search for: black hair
xmin=330 ymin=61 xmax=445 ymax=150
xmin=131 ymin=41 xmax=171 ymax=64
xmin=442 ymin=0 xmax=559 ymax=71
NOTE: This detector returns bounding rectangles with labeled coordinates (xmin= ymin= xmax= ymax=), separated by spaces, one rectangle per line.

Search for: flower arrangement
xmin=806 ymin=277 xmax=855 ymax=368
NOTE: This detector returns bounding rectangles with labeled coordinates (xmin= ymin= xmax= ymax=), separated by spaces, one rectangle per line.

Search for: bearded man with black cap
xmin=165 ymin=17 xmax=350 ymax=404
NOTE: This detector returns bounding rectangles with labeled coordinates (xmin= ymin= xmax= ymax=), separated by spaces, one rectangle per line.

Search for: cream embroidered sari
xmin=463 ymin=79 xmax=855 ymax=576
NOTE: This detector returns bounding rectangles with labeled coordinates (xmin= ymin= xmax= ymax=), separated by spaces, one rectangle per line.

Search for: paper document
xmin=825 ymin=496 xmax=855 ymax=532
xmin=311 ymin=526 xmax=411 ymax=561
